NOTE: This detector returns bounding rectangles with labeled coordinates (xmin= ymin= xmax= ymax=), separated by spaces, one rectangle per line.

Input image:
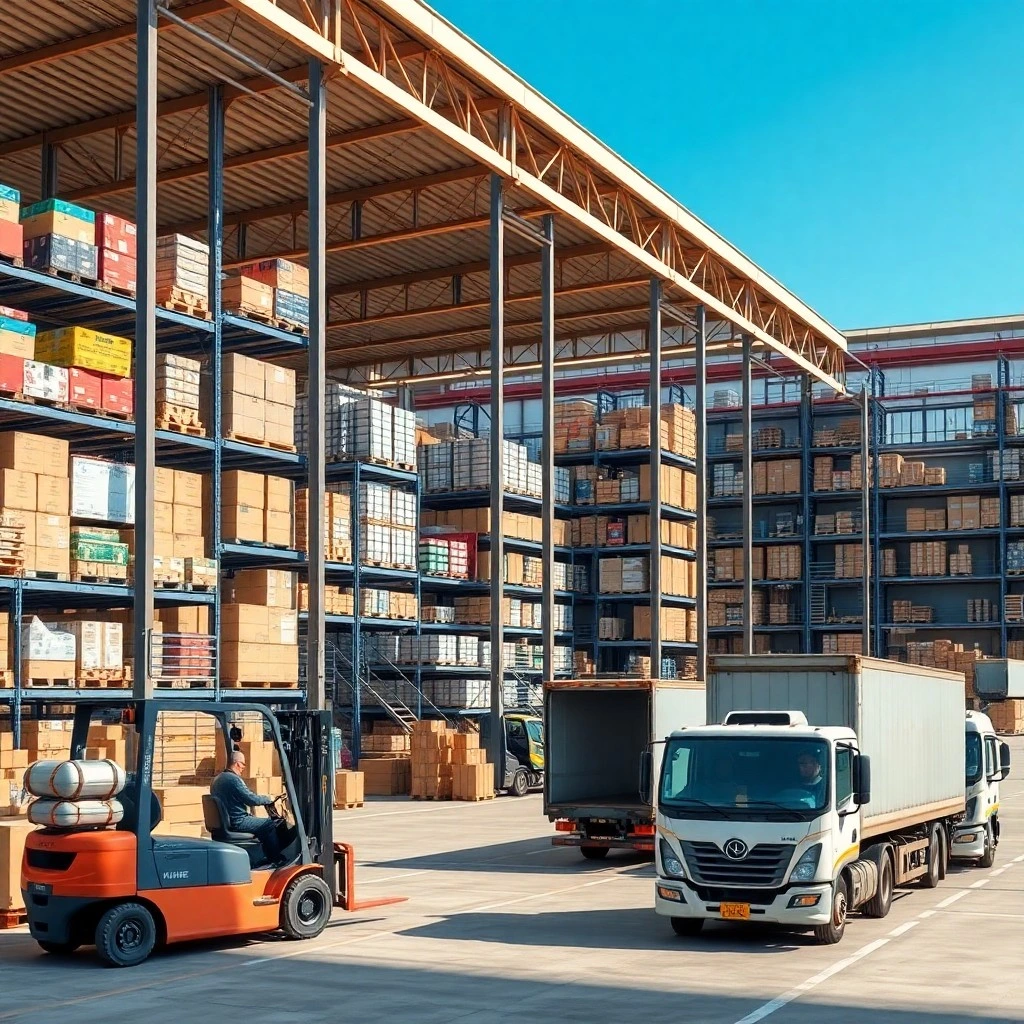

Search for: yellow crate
xmin=34 ymin=326 xmax=132 ymax=377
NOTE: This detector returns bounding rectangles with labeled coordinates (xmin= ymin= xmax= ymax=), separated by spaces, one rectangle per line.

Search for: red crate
xmin=68 ymin=367 xmax=102 ymax=409
xmin=96 ymin=213 xmax=137 ymax=258
xmin=98 ymin=249 xmax=136 ymax=292
xmin=0 ymin=353 xmax=24 ymax=392
xmin=100 ymin=373 xmax=134 ymax=417
xmin=0 ymin=220 xmax=22 ymax=260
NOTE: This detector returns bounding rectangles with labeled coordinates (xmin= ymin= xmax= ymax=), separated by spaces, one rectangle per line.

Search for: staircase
xmin=809 ymin=584 xmax=826 ymax=626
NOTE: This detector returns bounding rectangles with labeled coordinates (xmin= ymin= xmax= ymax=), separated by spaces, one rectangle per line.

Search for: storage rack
xmin=553 ymin=390 xmax=699 ymax=676
xmin=0 ymin=252 xmax=310 ymax=745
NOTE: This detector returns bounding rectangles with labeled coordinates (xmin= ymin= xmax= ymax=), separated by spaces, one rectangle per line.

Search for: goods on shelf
xmin=598 ymin=616 xmax=627 ymax=639
xmin=967 ymin=598 xmax=996 ymax=623
xmin=834 ymin=543 xmax=864 ymax=579
xmin=156 ymin=234 xmax=209 ymax=309
xmin=0 ymin=312 xmax=34 ymax=359
xmin=0 ymin=184 xmax=19 ymax=224
xmin=946 ymin=495 xmax=982 ymax=530
xmin=708 ymin=588 xmax=765 ymax=627
xmin=909 ymin=541 xmax=946 ymax=577
xmin=712 ymin=463 xmax=742 ymax=497
xmin=710 ymin=635 xmax=772 ymax=654
xmin=753 ymin=459 xmax=800 ymax=495
xmin=711 ymin=547 xmax=765 ymax=582
xmin=359 ymin=588 xmax=417 ymax=621
xmin=35 ymin=325 xmax=131 ymax=378
xmin=297 ymin=582 xmax=354 ymax=615
xmin=1006 ymin=595 xmax=1024 ymax=622
xmin=813 ymin=418 xmax=859 ymax=447
xmin=424 ymin=508 xmax=568 ymax=547
xmin=155 ymin=353 xmax=201 ymax=430
xmin=70 ymin=455 xmax=131 ymax=527
xmin=220 ymin=602 xmax=299 ymax=686
xmin=878 ymin=454 xmax=904 ymax=488
xmin=223 ymin=274 xmax=273 ymax=318
xmin=554 ymin=400 xmax=596 ymax=453
xmin=949 ymin=545 xmax=973 ymax=576
xmin=595 ymin=403 xmax=696 ymax=458
xmin=234 ymin=258 xmax=310 ymax=328
xmin=981 ymin=497 xmax=1000 ymax=528
xmin=822 ymin=633 xmax=862 ymax=654
xmin=850 ymin=454 xmax=872 ymax=484
xmin=624 ymin=514 xmax=696 ymax=548
xmin=296 ymin=488 xmax=352 ymax=562
xmin=21 ymin=617 xmax=75 ymax=684
xmin=890 ymin=601 xmax=933 ymax=624
xmin=223 ymin=353 xmax=296 ymax=449
xmin=632 ymin=605 xmax=695 ymax=642
xmin=768 ymin=587 xmax=796 ymax=624
xmin=225 ymin=568 xmax=296 ymax=609
xmin=220 ymin=470 xmax=294 ymax=547
xmin=42 ymin=619 xmax=123 ymax=678
xmin=989 ymin=700 xmax=1024 ymax=735
xmin=766 ymin=546 xmax=802 ymax=580
xmin=713 ymin=389 xmax=740 ymax=409
xmin=419 ymin=535 xmax=471 ymax=577
xmin=881 ymin=548 xmax=897 ymax=576
xmin=990 ymin=450 xmax=1021 ymax=482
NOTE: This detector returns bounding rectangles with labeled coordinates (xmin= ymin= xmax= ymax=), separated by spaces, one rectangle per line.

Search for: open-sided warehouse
xmin=0 ymin=0 xmax=853 ymax=784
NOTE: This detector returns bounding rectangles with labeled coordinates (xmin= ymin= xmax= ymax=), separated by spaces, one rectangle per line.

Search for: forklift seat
xmin=202 ymin=794 xmax=263 ymax=866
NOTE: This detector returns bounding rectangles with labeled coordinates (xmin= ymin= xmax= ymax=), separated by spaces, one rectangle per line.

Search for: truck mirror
xmin=999 ymin=741 xmax=1011 ymax=781
xmin=853 ymin=754 xmax=871 ymax=806
xmin=639 ymin=750 xmax=654 ymax=805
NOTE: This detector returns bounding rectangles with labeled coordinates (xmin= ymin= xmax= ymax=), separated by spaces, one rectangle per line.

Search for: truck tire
xmin=511 ymin=769 xmax=529 ymax=797
xmin=580 ymin=845 xmax=609 ymax=860
xmin=95 ymin=902 xmax=157 ymax=968
xmin=670 ymin=917 xmax=704 ymax=937
xmin=813 ymin=877 xmax=848 ymax=945
xmin=280 ymin=874 xmax=333 ymax=940
xmin=863 ymin=849 xmax=894 ymax=919
xmin=979 ymin=822 xmax=996 ymax=868
xmin=921 ymin=825 xmax=942 ymax=888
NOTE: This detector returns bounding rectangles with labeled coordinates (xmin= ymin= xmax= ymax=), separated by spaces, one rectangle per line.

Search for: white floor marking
xmin=468 ymin=875 xmax=618 ymax=913
xmin=240 ymin=929 xmax=383 ymax=966
xmin=917 ymin=909 xmax=936 ymax=919
xmin=970 ymin=879 xmax=990 ymax=888
xmin=732 ymin=938 xmax=890 ymax=1024
xmin=936 ymin=890 xmax=970 ymax=908
xmin=887 ymin=920 xmax=919 ymax=938
xmin=358 ymin=870 xmax=425 ymax=885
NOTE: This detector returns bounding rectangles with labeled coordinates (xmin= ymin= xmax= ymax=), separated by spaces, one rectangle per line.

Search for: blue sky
xmin=431 ymin=0 xmax=1023 ymax=330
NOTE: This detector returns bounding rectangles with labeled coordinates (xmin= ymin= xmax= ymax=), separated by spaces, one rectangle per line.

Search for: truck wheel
xmin=95 ymin=902 xmax=157 ymax=968
xmin=863 ymin=850 xmax=894 ymax=918
xmin=670 ymin=917 xmax=704 ymax=937
xmin=511 ymin=769 xmax=529 ymax=797
xmin=580 ymin=845 xmax=609 ymax=860
xmin=280 ymin=874 xmax=333 ymax=940
xmin=813 ymin=878 xmax=848 ymax=945
xmin=979 ymin=822 xmax=996 ymax=868
xmin=921 ymin=825 xmax=942 ymax=888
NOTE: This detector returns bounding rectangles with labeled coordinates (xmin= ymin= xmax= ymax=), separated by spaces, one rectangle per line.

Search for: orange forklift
xmin=21 ymin=699 xmax=402 ymax=967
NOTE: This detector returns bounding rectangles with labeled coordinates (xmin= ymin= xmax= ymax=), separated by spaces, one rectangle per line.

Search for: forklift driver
xmin=210 ymin=751 xmax=285 ymax=864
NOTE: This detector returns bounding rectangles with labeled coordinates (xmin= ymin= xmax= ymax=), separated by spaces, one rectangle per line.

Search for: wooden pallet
xmin=78 ymin=676 xmax=130 ymax=689
xmin=222 ymin=538 xmax=291 ymax=550
xmin=226 ymin=306 xmax=308 ymax=334
xmin=0 ymin=669 xmax=13 ymax=690
xmin=326 ymin=455 xmax=414 ymax=472
xmin=97 ymin=281 xmax=136 ymax=298
xmin=0 ymin=910 xmax=27 ymax=930
xmin=72 ymin=561 xmax=129 ymax=585
xmin=410 ymin=795 xmax=452 ymax=801
xmin=0 ymin=254 xmax=24 ymax=268
xmin=62 ymin=401 xmax=134 ymax=422
xmin=223 ymin=431 xmax=296 ymax=453
xmin=19 ymin=569 xmax=70 ymax=581
xmin=157 ymin=288 xmax=212 ymax=320
xmin=333 ymin=801 xmax=364 ymax=810
xmin=220 ymin=680 xmax=299 ymax=689
xmin=454 ymin=793 xmax=495 ymax=802
xmin=25 ymin=677 xmax=75 ymax=688
xmin=37 ymin=266 xmax=100 ymax=288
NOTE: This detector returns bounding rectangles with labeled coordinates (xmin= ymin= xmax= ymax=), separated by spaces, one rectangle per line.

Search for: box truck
xmin=652 ymin=656 xmax=1007 ymax=944
xmin=545 ymin=678 xmax=705 ymax=859
xmin=950 ymin=709 xmax=1011 ymax=866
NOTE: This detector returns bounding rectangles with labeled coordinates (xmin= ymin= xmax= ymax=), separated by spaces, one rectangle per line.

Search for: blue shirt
xmin=210 ymin=770 xmax=273 ymax=827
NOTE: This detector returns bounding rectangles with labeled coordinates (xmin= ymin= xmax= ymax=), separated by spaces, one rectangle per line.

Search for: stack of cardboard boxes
xmin=149 ymin=465 xmax=212 ymax=585
xmin=752 ymin=459 xmax=801 ymax=495
xmin=553 ymin=401 xmax=596 ymax=454
xmin=595 ymin=403 xmax=697 ymax=457
xmin=633 ymin=606 xmax=696 ymax=642
xmin=156 ymin=234 xmax=209 ymax=309
xmin=909 ymin=542 xmax=947 ymax=577
xmin=823 ymin=634 xmax=863 ymax=654
xmin=296 ymin=487 xmax=352 ymax=563
xmin=410 ymin=720 xmax=492 ymax=801
xmin=222 ymin=354 xmax=297 ymax=450
xmin=221 ymin=569 xmax=299 ymax=687
xmin=220 ymin=470 xmax=294 ymax=548
xmin=0 ymin=183 xmax=21 ymax=260
xmin=0 ymin=431 xmax=70 ymax=578
xmin=235 ymin=259 xmax=310 ymax=328
xmin=156 ymin=353 xmax=203 ymax=430
xmin=333 ymin=770 xmax=364 ymax=809
xmin=21 ymin=198 xmax=97 ymax=278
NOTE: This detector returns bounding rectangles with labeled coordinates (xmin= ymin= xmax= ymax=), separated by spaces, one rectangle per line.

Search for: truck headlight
xmin=789 ymin=844 xmax=822 ymax=884
xmin=659 ymin=838 xmax=685 ymax=879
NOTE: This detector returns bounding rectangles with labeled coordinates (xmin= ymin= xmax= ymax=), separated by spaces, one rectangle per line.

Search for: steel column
xmin=741 ymin=337 xmax=754 ymax=655
xmin=11 ymin=585 xmax=22 ymax=748
xmin=487 ymin=172 xmax=506 ymax=785
xmin=648 ymin=279 xmax=663 ymax=674
xmin=998 ymin=359 xmax=1008 ymax=657
xmin=306 ymin=58 xmax=328 ymax=712
xmin=694 ymin=305 xmax=707 ymax=681
xmin=860 ymin=387 xmax=872 ymax=656
xmin=41 ymin=144 xmax=59 ymax=199
xmin=207 ymin=84 xmax=224 ymax=697
xmin=133 ymin=0 xmax=157 ymax=700
xmin=540 ymin=213 xmax=555 ymax=683
xmin=800 ymin=375 xmax=813 ymax=652
xmin=871 ymin=373 xmax=884 ymax=657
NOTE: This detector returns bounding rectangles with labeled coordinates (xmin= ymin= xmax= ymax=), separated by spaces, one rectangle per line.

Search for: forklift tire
xmin=280 ymin=874 xmax=333 ymax=940
xmin=580 ymin=846 xmax=609 ymax=860
xmin=511 ymin=769 xmax=530 ymax=797
xmin=37 ymin=940 xmax=80 ymax=956
xmin=95 ymin=902 xmax=157 ymax=968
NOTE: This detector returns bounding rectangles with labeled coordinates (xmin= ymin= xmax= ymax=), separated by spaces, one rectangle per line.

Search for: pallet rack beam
xmin=133 ymin=0 xmax=158 ymax=700
xmin=306 ymin=56 xmax=328 ymax=713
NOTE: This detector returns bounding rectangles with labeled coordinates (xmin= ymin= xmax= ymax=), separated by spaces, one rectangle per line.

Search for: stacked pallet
xmin=333 ymin=771 xmax=364 ymax=809
xmin=633 ymin=606 xmax=696 ymax=642
xmin=1005 ymin=595 xmax=1024 ymax=622
xmin=156 ymin=234 xmax=209 ymax=312
xmin=967 ymin=599 xmax=997 ymax=623
xmin=949 ymin=545 xmax=973 ymax=576
xmin=878 ymin=454 xmax=904 ymax=488
xmin=989 ymin=701 xmax=1024 ymax=735
xmin=296 ymin=487 xmax=352 ymax=563
xmin=766 ymin=546 xmax=802 ymax=580
xmin=881 ymin=548 xmax=897 ymax=577
xmin=834 ymin=544 xmax=865 ymax=579
xmin=234 ymin=258 xmax=310 ymax=329
xmin=410 ymin=720 xmax=492 ymax=801
xmin=910 ymin=542 xmax=947 ymax=576
xmin=708 ymin=588 xmax=767 ymax=627
xmin=595 ymin=403 xmax=696 ymax=457
xmin=990 ymin=450 xmax=1022 ymax=482
xmin=946 ymin=495 xmax=984 ymax=530
xmin=221 ymin=569 xmax=299 ymax=688
xmin=711 ymin=547 xmax=766 ymax=582
xmin=218 ymin=470 xmax=294 ymax=548
xmin=752 ymin=459 xmax=800 ymax=495
xmin=554 ymin=401 xmax=596 ymax=453
xmin=822 ymin=633 xmax=862 ymax=654
xmin=813 ymin=457 xmax=833 ymax=491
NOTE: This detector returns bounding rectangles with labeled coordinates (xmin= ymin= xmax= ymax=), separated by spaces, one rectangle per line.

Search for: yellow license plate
xmin=720 ymin=902 xmax=750 ymax=920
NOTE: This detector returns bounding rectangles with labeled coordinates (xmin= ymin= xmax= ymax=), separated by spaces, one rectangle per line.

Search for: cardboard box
xmin=221 ymin=470 xmax=266 ymax=510
xmin=223 ymin=392 xmax=265 ymax=441
xmin=228 ymin=568 xmax=296 ymax=609
xmin=96 ymin=212 xmax=137 ymax=258
xmin=34 ymin=325 xmax=132 ymax=377
xmin=219 ymin=641 xmax=298 ymax=683
xmin=0 ymin=820 xmax=35 ymax=910
xmin=0 ymin=353 xmax=24 ymax=392
xmin=173 ymin=504 xmax=203 ymax=537
xmin=0 ymin=220 xmax=22 ymax=261
xmin=334 ymin=770 xmax=364 ymax=807
xmin=98 ymin=250 xmax=136 ymax=293
xmin=154 ymin=501 xmax=174 ymax=535
xmin=0 ymin=431 xmax=68 ymax=473
xmin=264 ymin=475 xmax=293 ymax=513
xmin=100 ymin=374 xmax=134 ymax=418
xmin=155 ymin=467 xmax=175 ymax=505
xmin=223 ymin=503 xmax=264 ymax=543
xmin=20 ymin=198 xmax=95 ymax=244
xmin=70 ymin=456 xmax=134 ymax=524
xmin=264 ymin=364 xmax=297 ymax=407
xmin=223 ymin=353 xmax=265 ymax=400
xmin=234 ymin=258 xmax=310 ymax=297
xmin=36 ymin=475 xmax=69 ymax=515
xmin=0 ymin=314 xmax=35 ymax=360
xmin=0 ymin=469 xmax=34 ymax=512
xmin=174 ymin=470 xmax=204 ymax=508
xmin=264 ymin=509 xmax=293 ymax=547
xmin=263 ymin=401 xmax=294 ymax=447
xmin=173 ymin=535 xmax=207 ymax=559
xmin=223 ymin=275 xmax=273 ymax=315
xmin=0 ymin=183 xmax=19 ymax=224
xmin=67 ymin=366 xmax=103 ymax=409
xmin=35 ymin=513 xmax=69 ymax=553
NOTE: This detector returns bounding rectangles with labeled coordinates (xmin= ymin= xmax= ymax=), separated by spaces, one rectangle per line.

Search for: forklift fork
xmin=332 ymin=842 xmax=408 ymax=912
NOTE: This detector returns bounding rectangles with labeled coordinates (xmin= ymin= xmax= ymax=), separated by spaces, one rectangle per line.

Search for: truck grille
xmin=681 ymin=841 xmax=793 ymax=887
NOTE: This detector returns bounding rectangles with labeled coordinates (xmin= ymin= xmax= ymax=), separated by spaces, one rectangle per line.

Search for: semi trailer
xmin=652 ymin=656 xmax=1009 ymax=944
xmin=545 ymin=677 xmax=705 ymax=859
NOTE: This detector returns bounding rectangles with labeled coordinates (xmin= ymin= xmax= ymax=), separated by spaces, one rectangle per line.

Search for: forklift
xmin=20 ymin=699 xmax=403 ymax=967
xmin=483 ymin=709 xmax=544 ymax=796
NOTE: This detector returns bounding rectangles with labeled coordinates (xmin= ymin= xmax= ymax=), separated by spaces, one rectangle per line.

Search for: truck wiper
xmin=664 ymin=796 xmax=730 ymax=818
xmin=740 ymin=799 xmax=807 ymax=820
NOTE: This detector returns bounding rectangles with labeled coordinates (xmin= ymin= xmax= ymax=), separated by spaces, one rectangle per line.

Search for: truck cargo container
xmin=545 ymin=677 xmax=705 ymax=858
xmin=973 ymin=658 xmax=1024 ymax=700
xmin=652 ymin=656 xmax=1007 ymax=944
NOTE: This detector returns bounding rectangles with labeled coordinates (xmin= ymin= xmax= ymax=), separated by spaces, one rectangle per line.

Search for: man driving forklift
xmin=210 ymin=750 xmax=289 ymax=865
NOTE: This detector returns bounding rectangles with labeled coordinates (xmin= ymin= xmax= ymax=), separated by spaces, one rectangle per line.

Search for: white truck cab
xmin=952 ymin=711 xmax=1011 ymax=865
xmin=654 ymin=712 xmax=869 ymax=943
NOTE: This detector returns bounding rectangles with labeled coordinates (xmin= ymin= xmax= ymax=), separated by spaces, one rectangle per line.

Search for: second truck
xmin=653 ymin=655 xmax=1011 ymax=944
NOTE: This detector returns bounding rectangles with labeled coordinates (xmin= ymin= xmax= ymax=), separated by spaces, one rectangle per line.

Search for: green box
xmin=70 ymin=538 xmax=130 ymax=566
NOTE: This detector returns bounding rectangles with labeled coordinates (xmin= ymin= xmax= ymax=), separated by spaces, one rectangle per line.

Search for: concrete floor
xmin=1 ymin=739 xmax=1023 ymax=1023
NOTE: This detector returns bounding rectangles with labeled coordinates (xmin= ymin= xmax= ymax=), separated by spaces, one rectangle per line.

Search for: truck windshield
xmin=965 ymin=731 xmax=983 ymax=786
xmin=659 ymin=736 xmax=830 ymax=819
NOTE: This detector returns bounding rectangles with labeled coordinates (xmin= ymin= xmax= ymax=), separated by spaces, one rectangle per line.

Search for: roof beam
xmin=0 ymin=0 xmax=228 ymax=78
xmin=166 ymin=164 xmax=487 ymax=235
xmin=328 ymin=240 xmax=612 ymax=297
xmin=328 ymin=276 xmax=647 ymax=330
xmin=63 ymin=95 xmax=501 ymax=204
xmin=223 ymin=0 xmax=343 ymax=63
